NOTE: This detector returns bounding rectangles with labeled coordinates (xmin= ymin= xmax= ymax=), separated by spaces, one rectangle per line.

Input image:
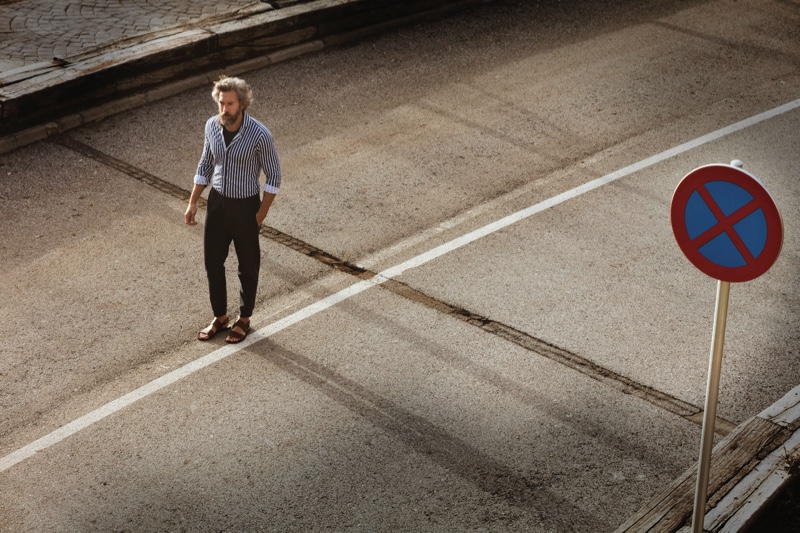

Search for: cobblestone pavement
xmin=0 ymin=0 xmax=279 ymax=72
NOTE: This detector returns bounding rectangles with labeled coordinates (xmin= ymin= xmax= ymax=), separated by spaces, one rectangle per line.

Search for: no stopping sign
xmin=671 ymin=164 xmax=783 ymax=282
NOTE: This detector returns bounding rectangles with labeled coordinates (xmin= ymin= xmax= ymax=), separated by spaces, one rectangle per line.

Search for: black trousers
xmin=204 ymin=188 xmax=262 ymax=318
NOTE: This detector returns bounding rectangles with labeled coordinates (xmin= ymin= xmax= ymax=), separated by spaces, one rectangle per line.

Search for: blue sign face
xmin=671 ymin=165 xmax=783 ymax=283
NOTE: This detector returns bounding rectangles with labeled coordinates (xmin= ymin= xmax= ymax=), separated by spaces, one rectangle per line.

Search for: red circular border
xmin=670 ymin=164 xmax=783 ymax=282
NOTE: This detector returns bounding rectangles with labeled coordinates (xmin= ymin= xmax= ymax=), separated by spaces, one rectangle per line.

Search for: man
xmin=184 ymin=76 xmax=281 ymax=344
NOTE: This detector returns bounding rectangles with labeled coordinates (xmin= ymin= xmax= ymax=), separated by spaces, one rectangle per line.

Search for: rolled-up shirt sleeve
xmin=193 ymin=121 xmax=214 ymax=186
xmin=259 ymin=130 xmax=282 ymax=195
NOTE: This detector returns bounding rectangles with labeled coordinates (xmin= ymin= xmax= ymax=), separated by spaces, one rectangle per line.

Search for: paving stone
xmin=0 ymin=0 xmax=265 ymax=67
xmin=10 ymin=15 xmax=26 ymax=31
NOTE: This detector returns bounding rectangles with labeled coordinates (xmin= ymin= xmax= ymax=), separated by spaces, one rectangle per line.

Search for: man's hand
xmin=255 ymin=210 xmax=267 ymax=227
xmin=185 ymin=203 xmax=198 ymax=226
xmin=256 ymin=192 xmax=276 ymax=227
xmin=185 ymin=184 xmax=206 ymax=226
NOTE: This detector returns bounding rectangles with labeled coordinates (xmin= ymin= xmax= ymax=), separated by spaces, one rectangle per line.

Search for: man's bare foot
xmin=225 ymin=317 xmax=251 ymax=344
xmin=197 ymin=315 xmax=229 ymax=341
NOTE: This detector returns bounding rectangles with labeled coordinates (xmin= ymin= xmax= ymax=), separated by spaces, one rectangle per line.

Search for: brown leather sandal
xmin=197 ymin=317 xmax=229 ymax=341
xmin=225 ymin=319 xmax=251 ymax=344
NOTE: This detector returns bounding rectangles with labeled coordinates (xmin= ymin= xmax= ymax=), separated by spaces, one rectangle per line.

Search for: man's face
xmin=218 ymin=90 xmax=242 ymax=127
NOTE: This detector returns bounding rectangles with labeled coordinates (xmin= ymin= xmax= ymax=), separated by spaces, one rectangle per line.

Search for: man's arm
xmin=258 ymin=130 xmax=282 ymax=194
xmin=185 ymin=183 xmax=206 ymax=226
xmin=256 ymin=192 xmax=276 ymax=227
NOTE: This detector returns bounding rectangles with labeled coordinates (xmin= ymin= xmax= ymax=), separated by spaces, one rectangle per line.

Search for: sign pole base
xmin=691 ymin=280 xmax=731 ymax=533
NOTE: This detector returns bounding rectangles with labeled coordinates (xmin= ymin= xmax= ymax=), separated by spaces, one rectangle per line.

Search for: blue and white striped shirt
xmin=194 ymin=112 xmax=282 ymax=198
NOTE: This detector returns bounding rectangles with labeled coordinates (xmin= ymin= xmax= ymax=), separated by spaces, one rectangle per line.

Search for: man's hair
xmin=212 ymin=76 xmax=253 ymax=110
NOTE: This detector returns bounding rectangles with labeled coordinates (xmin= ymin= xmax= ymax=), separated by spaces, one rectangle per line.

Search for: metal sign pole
xmin=691 ymin=279 xmax=731 ymax=533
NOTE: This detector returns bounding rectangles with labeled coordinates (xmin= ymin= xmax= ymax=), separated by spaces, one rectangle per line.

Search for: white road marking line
xmin=381 ymin=99 xmax=800 ymax=278
xmin=0 ymin=279 xmax=377 ymax=473
xmin=2 ymin=98 xmax=798 ymax=474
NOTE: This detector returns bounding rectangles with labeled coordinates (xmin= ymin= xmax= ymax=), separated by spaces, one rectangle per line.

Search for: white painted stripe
xmin=2 ymin=98 xmax=798 ymax=474
xmin=381 ymin=98 xmax=800 ymax=279
xmin=0 ymin=279 xmax=379 ymax=473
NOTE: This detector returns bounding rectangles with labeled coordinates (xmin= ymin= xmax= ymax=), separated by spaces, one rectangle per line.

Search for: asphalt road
xmin=1 ymin=0 xmax=799 ymax=531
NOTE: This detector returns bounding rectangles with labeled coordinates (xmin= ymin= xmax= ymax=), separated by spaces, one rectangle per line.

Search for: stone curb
xmin=616 ymin=385 xmax=800 ymax=532
xmin=0 ymin=0 xmax=492 ymax=155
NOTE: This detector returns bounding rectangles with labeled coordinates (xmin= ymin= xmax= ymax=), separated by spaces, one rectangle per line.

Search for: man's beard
xmin=220 ymin=110 xmax=240 ymax=127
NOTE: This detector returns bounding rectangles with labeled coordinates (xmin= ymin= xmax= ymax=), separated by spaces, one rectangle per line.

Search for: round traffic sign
xmin=671 ymin=164 xmax=783 ymax=282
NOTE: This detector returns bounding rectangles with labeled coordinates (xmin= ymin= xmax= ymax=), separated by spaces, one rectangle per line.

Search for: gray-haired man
xmin=184 ymin=76 xmax=281 ymax=343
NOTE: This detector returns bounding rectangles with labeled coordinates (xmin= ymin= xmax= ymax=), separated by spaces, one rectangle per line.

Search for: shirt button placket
xmin=221 ymin=138 xmax=228 ymax=197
